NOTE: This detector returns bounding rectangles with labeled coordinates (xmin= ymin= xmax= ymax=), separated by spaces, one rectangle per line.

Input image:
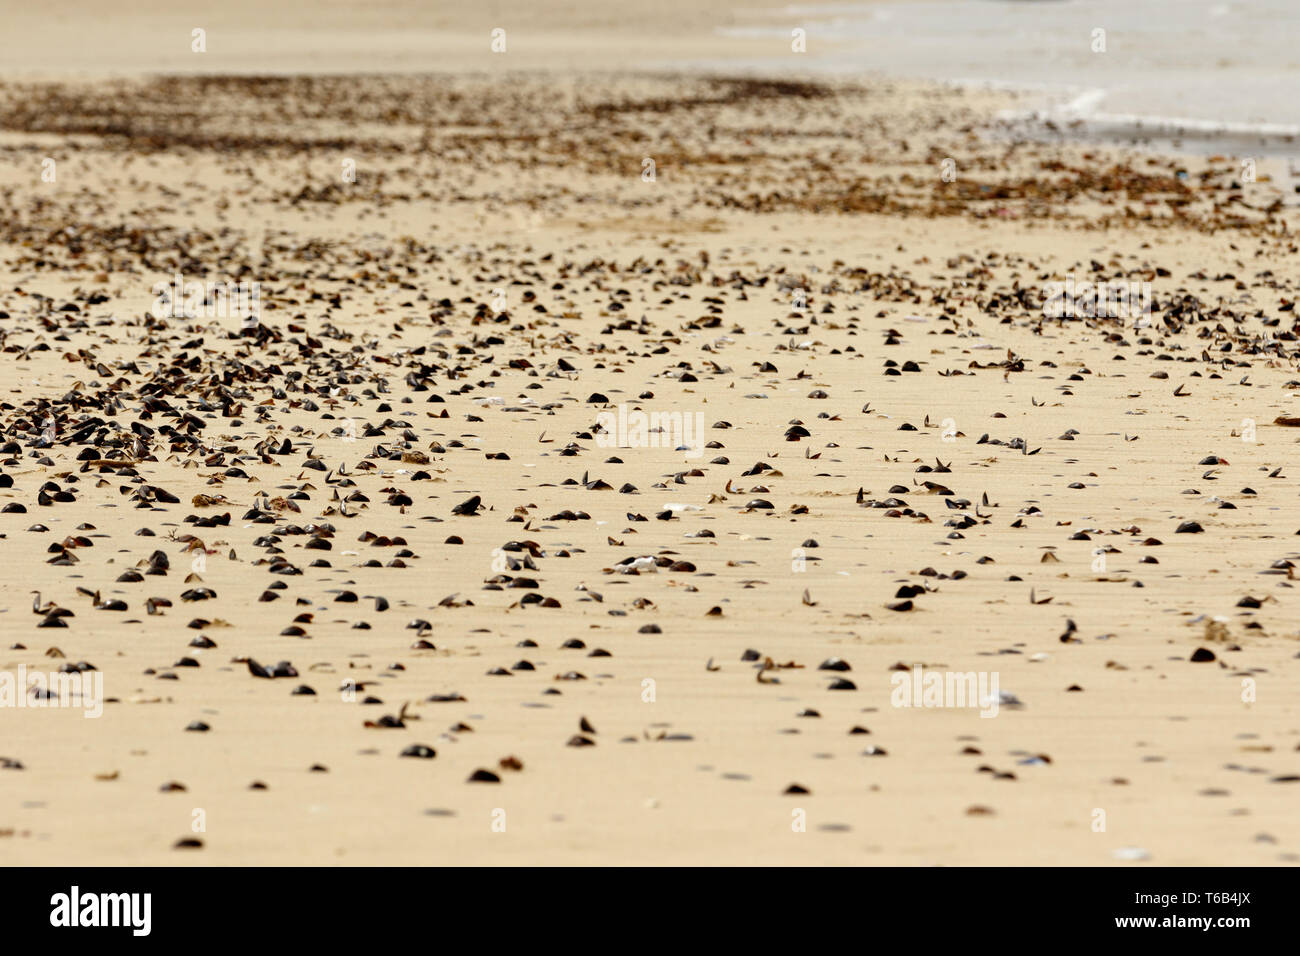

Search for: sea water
xmin=714 ymin=0 xmax=1300 ymax=156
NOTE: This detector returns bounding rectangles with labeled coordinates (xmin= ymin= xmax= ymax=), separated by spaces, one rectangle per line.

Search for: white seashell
xmin=1112 ymin=846 xmax=1151 ymax=861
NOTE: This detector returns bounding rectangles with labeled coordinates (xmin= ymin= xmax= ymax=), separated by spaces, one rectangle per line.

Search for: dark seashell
xmin=451 ymin=495 xmax=482 ymax=516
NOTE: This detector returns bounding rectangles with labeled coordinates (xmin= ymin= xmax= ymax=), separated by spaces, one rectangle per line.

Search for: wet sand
xmin=2 ymin=33 xmax=1300 ymax=866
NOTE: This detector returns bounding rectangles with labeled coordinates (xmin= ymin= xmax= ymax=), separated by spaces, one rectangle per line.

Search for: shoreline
xmin=5 ymin=64 xmax=1293 ymax=165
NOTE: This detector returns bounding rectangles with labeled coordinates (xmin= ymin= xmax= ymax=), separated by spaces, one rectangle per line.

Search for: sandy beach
xmin=2 ymin=2 xmax=1299 ymax=868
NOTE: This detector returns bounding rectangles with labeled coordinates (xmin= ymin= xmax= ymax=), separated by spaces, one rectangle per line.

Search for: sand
xmin=2 ymin=8 xmax=1299 ymax=867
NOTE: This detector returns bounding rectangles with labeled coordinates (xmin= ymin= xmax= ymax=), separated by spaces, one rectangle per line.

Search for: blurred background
xmin=3 ymin=1 xmax=1295 ymax=146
